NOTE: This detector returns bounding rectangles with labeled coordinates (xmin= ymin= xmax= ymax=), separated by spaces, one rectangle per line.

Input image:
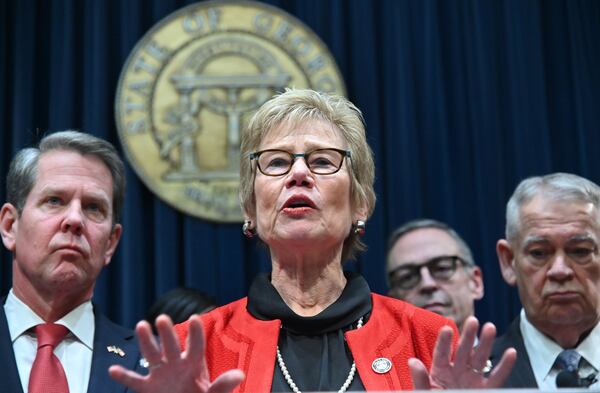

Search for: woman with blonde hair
xmin=110 ymin=89 xmax=515 ymax=392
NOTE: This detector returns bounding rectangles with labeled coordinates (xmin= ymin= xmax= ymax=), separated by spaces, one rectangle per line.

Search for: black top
xmin=247 ymin=272 xmax=372 ymax=392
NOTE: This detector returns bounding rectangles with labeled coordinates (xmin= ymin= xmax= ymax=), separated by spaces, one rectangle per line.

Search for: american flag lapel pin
xmin=107 ymin=345 xmax=126 ymax=357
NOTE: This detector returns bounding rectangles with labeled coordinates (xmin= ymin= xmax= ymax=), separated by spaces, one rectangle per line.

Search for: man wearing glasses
xmin=386 ymin=219 xmax=484 ymax=332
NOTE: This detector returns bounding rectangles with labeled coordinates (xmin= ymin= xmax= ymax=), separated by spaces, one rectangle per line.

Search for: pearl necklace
xmin=276 ymin=317 xmax=364 ymax=393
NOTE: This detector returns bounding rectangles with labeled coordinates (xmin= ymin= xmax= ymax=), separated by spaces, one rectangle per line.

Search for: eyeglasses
xmin=388 ymin=255 xmax=468 ymax=291
xmin=249 ymin=148 xmax=351 ymax=176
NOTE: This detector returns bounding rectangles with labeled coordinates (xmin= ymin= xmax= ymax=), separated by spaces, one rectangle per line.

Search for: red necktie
xmin=28 ymin=323 xmax=70 ymax=393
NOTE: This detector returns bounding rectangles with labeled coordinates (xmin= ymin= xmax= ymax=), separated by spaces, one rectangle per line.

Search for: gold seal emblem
xmin=115 ymin=0 xmax=346 ymax=222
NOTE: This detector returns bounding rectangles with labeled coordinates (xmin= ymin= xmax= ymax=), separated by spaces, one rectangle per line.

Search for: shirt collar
xmin=521 ymin=308 xmax=600 ymax=381
xmin=577 ymin=321 xmax=600 ymax=371
xmin=520 ymin=309 xmax=563 ymax=383
xmin=4 ymin=289 xmax=95 ymax=350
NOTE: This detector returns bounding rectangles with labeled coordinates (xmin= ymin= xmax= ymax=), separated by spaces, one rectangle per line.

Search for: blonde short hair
xmin=240 ymin=89 xmax=376 ymax=261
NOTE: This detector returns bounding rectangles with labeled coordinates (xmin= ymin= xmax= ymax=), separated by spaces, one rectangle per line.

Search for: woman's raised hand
xmin=109 ymin=315 xmax=245 ymax=393
xmin=409 ymin=316 xmax=517 ymax=389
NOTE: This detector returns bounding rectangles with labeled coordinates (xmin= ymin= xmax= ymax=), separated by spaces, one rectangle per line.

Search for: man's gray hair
xmin=6 ymin=130 xmax=126 ymax=224
xmin=505 ymin=172 xmax=600 ymax=243
xmin=387 ymin=218 xmax=476 ymax=267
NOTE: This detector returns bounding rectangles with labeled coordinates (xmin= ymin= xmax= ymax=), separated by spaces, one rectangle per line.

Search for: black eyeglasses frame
xmin=248 ymin=148 xmax=352 ymax=177
xmin=388 ymin=255 xmax=470 ymax=291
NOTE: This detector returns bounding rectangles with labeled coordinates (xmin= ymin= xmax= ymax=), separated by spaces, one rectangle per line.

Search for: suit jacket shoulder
xmin=87 ymin=307 xmax=145 ymax=393
xmin=1 ymin=298 xmax=144 ymax=393
xmin=0 ymin=298 xmax=25 ymax=393
xmin=490 ymin=315 xmax=537 ymax=388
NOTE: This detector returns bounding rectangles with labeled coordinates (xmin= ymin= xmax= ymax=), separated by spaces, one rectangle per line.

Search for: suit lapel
xmin=490 ymin=316 xmax=538 ymax=388
xmin=87 ymin=308 xmax=144 ymax=393
xmin=0 ymin=299 xmax=25 ymax=393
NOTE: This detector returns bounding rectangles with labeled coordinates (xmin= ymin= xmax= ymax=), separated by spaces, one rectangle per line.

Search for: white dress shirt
xmin=4 ymin=289 xmax=95 ymax=393
xmin=520 ymin=308 xmax=600 ymax=390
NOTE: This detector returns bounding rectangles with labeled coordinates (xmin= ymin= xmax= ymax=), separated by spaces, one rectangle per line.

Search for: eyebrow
xmin=39 ymin=186 xmax=111 ymax=205
xmin=523 ymin=234 xmax=598 ymax=247
xmin=260 ymin=146 xmax=339 ymax=153
xmin=522 ymin=236 xmax=551 ymax=248
xmin=566 ymin=234 xmax=597 ymax=244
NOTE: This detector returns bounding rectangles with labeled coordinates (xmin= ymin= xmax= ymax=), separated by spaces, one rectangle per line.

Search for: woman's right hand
xmin=109 ymin=314 xmax=245 ymax=393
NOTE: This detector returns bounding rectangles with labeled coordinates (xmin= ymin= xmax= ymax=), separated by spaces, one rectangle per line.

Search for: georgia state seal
xmin=115 ymin=0 xmax=346 ymax=222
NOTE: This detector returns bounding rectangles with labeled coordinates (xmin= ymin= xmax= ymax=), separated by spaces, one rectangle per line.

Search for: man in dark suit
xmin=491 ymin=173 xmax=600 ymax=389
xmin=0 ymin=131 xmax=143 ymax=392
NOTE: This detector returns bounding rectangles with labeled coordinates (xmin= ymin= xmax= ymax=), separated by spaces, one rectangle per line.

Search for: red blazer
xmin=175 ymin=293 xmax=458 ymax=392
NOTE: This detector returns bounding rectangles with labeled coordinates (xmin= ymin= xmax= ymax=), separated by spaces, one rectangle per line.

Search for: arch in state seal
xmin=115 ymin=0 xmax=346 ymax=222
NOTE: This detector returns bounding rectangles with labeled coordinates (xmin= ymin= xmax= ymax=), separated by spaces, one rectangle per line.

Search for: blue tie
xmin=555 ymin=349 xmax=582 ymax=373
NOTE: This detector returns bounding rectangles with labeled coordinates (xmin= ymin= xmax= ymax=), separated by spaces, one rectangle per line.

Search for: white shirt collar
xmin=520 ymin=309 xmax=564 ymax=383
xmin=4 ymin=289 xmax=95 ymax=350
xmin=520 ymin=308 xmax=600 ymax=384
xmin=577 ymin=322 xmax=600 ymax=370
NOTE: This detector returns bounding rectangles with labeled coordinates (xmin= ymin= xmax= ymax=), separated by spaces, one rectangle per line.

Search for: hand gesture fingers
xmin=156 ymin=315 xmax=183 ymax=361
xmin=185 ymin=315 xmax=207 ymax=377
xmin=426 ymin=317 xmax=516 ymax=389
xmin=429 ymin=325 xmax=456 ymax=372
xmin=486 ymin=347 xmax=517 ymax=388
xmin=408 ymin=358 xmax=432 ymax=390
xmin=109 ymin=314 xmax=245 ymax=393
xmin=452 ymin=317 xmax=479 ymax=370
xmin=469 ymin=321 xmax=495 ymax=372
xmin=209 ymin=370 xmax=246 ymax=393
xmin=136 ymin=319 xmax=163 ymax=369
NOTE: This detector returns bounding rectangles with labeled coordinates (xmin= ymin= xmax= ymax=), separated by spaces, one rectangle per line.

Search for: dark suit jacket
xmin=489 ymin=315 xmax=538 ymax=388
xmin=0 ymin=297 xmax=144 ymax=393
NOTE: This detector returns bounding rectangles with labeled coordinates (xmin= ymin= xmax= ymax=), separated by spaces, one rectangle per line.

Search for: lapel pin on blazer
xmin=107 ymin=345 xmax=126 ymax=357
xmin=371 ymin=357 xmax=392 ymax=374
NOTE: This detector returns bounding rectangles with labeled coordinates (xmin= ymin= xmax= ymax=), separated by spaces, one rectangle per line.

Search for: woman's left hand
xmin=409 ymin=316 xmax=517 ymax=389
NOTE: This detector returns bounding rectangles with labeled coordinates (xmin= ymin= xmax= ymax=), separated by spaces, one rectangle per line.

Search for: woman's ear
xmin=243 ymin=208 xmax=256 ymax=227
xmin=353 ymin=201 xmax=369 ymax=223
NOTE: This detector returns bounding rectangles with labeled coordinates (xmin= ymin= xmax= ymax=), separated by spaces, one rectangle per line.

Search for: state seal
xmin=115 ymin=0 xmax=346 ymax=222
